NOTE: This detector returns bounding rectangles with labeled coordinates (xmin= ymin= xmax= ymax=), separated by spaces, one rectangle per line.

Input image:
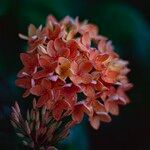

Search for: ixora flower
xmin=11 ymin=15 xmax=132 ymax=149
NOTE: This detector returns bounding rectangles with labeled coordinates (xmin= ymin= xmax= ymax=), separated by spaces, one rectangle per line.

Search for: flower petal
xmin=54 ymin=38 xmax=66 ymax=52
xmin=30 ymin=85 xmax=43 ymax=96
xmin=15 ymin=78 xmax=31 ymax=89
xmin=70 ymin=75 xmax=83 ymax=85
xmin=23 ymin=89 xmax=30 ymax=98
xmin=105 ymin=101 xmax=119 ymax=115
xmin=102 ymin=70 xmax=119 ymax=83
xmin=20 ymin=53 xmax=31 ymax=67
xmin=78 ymin=60 xmax=93 ymax=73
xmin=56 ymin=57 xmax=71 ymax=80
xmin=28 ymin=24 xmax=36 ymax=37
xmin=39 ymin=56 xmax=51 ymax=69
xmin=62 ymin=84 xmax=80 ymax=98
xmin=98 ymin=112 xmax=112 ymax=122
xmin=53 ymin=100 xmax=70 ymax=121
xmin=33 ymin=70 xmax=48 ymax=79
xmin=70 ymin=61 xmax=78 ymax=75
xmin=80 ymin=24 xmax=98 ymax=37
xmin=82 ymin=32 xmax=91 ymax=47
xmin=37 ymin=93 xmax=50 ymax=107
xmin=72 ymin=101 xmax=92 ymax=123
xmin=67 ymin=40 xmax=78 ymax=60
xmin=93 ymin=100 xmax=106 ymax=112
xmin=89 ymin=116 xmax=100 ymax=130
xmin=95 ymin=54 xmax=109 ymax=63
xmin=72 ymin=103 xmax=85 ymax=122
xmin=79 ymin=84 xmax=95 ymax=97
xmin=80 ymin=73 xmax=92 ymax=84
xmin=41 ymin=79 xmax=52 ymax=90
xmin=47 ymin=40 xmax=57 ymax=57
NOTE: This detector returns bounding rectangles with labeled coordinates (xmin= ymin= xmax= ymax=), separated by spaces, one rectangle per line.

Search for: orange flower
xmin=15 ymin=76 xmax=35 ymax=98
xmin=52 ymin=97 xmax=72 ymax=121
xmin=33 ymin=55 xmax=57 ymax=79
xmin=72 ymin=101 xmax=92 ymax=122
xmin=105 ymin=84 xmax=132 ymax=115
xmin=87 ymin=99 xmax=111 ymax=129
xmin=16 ymin=15 xmax=132 ymax=130
xmin=61 ymin=83 xmax=80 ymax=100
xmin=101 ymin=59 xmax=129 ymax=84
xmin=70 ymin=60 xmax=93 ymax=85
xmin=30 ymin=79 xmax=53 ymax=107
xmin=89 ymin=112 xmax=111 ymax=130
xmin=47 ymin=39 xmax=70 ymax=59
xmin=89 ymin=49 xmax=110 ymax=72
xmin=55 ymin=57 xmax=71 ymax=80
xmin=17 ymin=53 xmax=38 ymax=77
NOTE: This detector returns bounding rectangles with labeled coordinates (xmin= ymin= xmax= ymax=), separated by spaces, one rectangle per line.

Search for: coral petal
xmin=28 ymin=24 xmax=36 ymax=37
xmin=70 ymin=61 xmax=78 ymax=74
xmin=47 ymin=40 xmax=57 ymax=57
xmin=37 ymin=94 xmax=50 ymax=107
xmin=72 ymin=104 xmax=84 ymax=122
xmin=54 ymin=38 xmax=66 ymax=52
xmin=30 ymin=85 xmax=43 ymax=96
xmin=82 ymin=32 xmax=91 ymax=47
xmin=20 ymin=53 xmax=31 ymax=66
xmin=15 ymin=78 xmax=30 ymax=89
xmin=98 ymin=112 xmax=111 ymax=122
xmin=80 ymin=85 xmax=95 ymax=97
xmin=79 ymin=61 xmax=93 ymax=73
xmin=23 ymin=89 xmax=30 ymax=98
xmin=53 ymin=100 xmax=70 ymax=120
xmin=105 ymin=101 xmax=119 ymax=115
xmin=33 ymin=70 xmax=48 ymax=79
xmin=41 ymin=79 xmax=52 ymax=89
xmin=89 ymin=116 xmax=100 ymax=130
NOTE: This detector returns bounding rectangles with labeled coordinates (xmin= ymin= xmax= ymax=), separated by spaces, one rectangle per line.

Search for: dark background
xmin=0 ymin=0 xmax=150 ymax=150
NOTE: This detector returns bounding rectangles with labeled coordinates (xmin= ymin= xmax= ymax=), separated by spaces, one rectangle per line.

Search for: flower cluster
xmin=15 ymin=15 xmax=132 ymax=131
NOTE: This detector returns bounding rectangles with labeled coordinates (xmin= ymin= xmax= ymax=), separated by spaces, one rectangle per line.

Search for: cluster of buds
xmin=11 ymin=15 xmax=132 ymax=149
xmin=11 ymin=100 xmax=75 ymax=149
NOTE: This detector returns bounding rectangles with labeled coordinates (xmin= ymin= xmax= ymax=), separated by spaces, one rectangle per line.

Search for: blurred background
xmin=0 ymin=0 xmax=150 ymax=149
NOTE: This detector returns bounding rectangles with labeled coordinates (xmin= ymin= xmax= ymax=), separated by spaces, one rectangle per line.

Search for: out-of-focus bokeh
xmin=0 ymin=0 xmax=150 ymax=149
